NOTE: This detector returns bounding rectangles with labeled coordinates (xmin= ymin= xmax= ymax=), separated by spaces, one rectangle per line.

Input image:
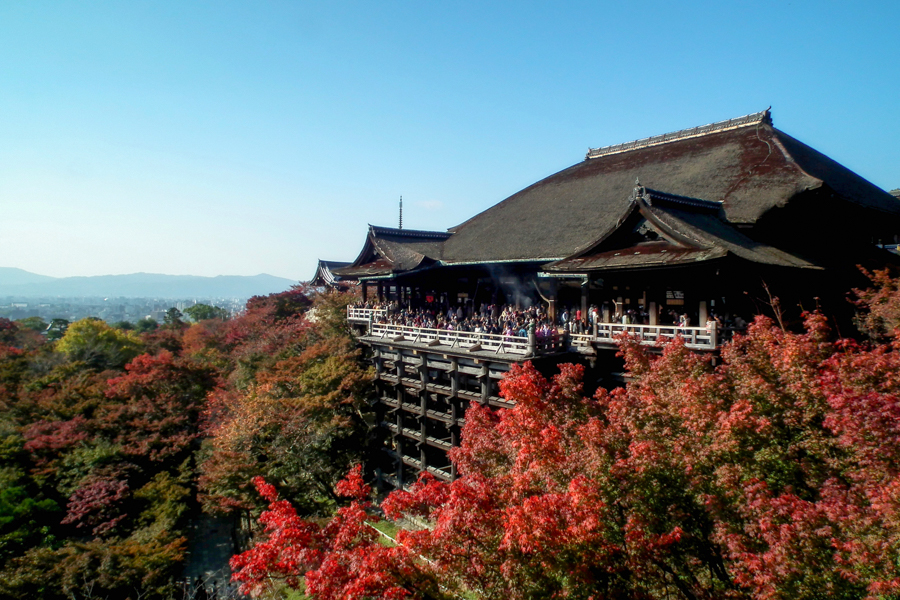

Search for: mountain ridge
xmin=0 ymin=268 xmax=298 ymax=298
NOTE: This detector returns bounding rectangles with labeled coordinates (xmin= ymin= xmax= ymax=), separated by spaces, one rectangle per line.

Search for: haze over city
xmin=2 ymin=1 xmax=898 ymax=282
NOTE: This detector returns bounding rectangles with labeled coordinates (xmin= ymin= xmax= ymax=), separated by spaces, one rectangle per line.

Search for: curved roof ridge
xmin=586 ymin=108 xmax=772 ymax=160
xmin=369 ymin=224 xmax=452 ymax=240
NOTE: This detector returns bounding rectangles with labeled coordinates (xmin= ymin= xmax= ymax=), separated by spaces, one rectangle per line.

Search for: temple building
xmin=326 ymin=109 xmax=900 ymax=488
xmin=310 ymin=259 xmax=354 ymax=288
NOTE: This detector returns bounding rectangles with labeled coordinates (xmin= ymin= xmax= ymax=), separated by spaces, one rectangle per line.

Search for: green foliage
xmin=0 ymin=286 xmax=373 ymax=598
xmin=134 ymin=317 xmax=158 ymax=333
xmin=55 ymin=318 xmax=144 ymax=370
xmin=184 ymin=303 xmax=229 ymax=322
xmin=14 ymin=317 xmax=47 ymax=332
xmin=46 ymin=319 xmax=69 ymax=342
xmin=199 ymin=289 xmax=375 ymax=514
xmin=163 ymin=307 xmax=183 ymax=327
xmin=56 ymin=441 xmax=123 ymax=496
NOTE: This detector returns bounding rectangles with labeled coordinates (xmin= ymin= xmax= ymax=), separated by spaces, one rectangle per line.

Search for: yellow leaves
xmin=55 ymin=318 xmax=145 ymax=370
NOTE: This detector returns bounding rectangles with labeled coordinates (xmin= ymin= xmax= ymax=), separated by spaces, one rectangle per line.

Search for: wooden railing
xmin=368 ymin=323 xmax=562 ymax=356
xmin=352 ymin=307 xmax=718 ymax=353
xmin=594 ymin=322 xmax=717 ymax=350
xmin=348 ymin=307 xmax=387 ymax=322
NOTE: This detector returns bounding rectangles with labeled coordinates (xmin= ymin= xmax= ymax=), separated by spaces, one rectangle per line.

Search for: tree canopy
xmin=232 ymin=309 xmax=900 ymax=600
xmin=0 ymin=286 xmax=366 ymax=599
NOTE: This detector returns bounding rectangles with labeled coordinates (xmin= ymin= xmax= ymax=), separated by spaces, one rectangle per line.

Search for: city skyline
xmin=2 ymin=1 xmax=898 ymax=281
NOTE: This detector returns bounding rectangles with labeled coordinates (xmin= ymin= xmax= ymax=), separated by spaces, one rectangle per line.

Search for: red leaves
xmin=61 ymin=473 xmax=130 ymax=536
xmin=233 ymin=301 xmax=900 ymax=599
xmin=231 ymin=474 xmax=436 ymax=600
xmin=100 ymin=350 xmax=218 ymax=461
xmin=23 ymin=416 xmax=89 ymax=454
xmin=334 ymin=464 xmax=370 ymax=502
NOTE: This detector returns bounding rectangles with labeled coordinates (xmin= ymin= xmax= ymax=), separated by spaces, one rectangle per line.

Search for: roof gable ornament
xmin=632 ymin=177 xmax=648 ymax=205
xmin=586 ymin=108 xmax=773 ymax=160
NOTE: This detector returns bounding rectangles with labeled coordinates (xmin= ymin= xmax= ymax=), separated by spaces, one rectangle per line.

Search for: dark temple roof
xmin=311 ymin=260 xmax=353 ymax=286
xmin=334 ymin=226 xmax=450 ymax=278
xmin=545 ymin=185 xmax=819 ymax=273
xmin=332 ymin=110 xmax=899 ymax=278
xmin=438 ymin=109 xmax=900 ymax=264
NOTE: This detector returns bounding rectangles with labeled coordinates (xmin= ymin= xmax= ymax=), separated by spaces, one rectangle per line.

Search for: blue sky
xmin=1 ymin=1 xmax=898 ymax=281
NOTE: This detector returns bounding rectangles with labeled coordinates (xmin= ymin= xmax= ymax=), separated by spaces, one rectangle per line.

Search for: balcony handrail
xmin=354 ymin=308 xmax=718 ymax=352
xmin=594 ymin=322 xmax=717 ymax=350
xmin=348 ymin=307 xmax=387 ymax=322
xmin=369 ymin=322 xmax=551 ymax=356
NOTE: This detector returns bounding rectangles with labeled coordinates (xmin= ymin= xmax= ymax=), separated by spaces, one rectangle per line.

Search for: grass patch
xmin=367 ymin=518 xmax=401 ymax=546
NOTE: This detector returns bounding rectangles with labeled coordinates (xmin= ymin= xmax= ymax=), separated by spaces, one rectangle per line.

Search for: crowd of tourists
xmin=352 ymin=299 xmax=747 ymax=341
xmin=353 ymin=301 xmax=559 ymax=340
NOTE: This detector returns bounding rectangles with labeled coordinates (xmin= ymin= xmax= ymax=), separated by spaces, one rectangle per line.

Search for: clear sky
xmin=2 ymin=1 xmax=898 ymax=281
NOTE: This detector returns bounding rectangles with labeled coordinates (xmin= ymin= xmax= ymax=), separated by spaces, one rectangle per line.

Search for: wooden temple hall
xmin=320 ymin=109 xmax=900 ymax=488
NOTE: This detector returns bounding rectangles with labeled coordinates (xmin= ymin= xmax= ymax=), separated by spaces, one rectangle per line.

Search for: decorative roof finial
xmin=632 ymin=177 xmax=645 ymax=204
xmin=399 ymin=196 xmax=403 ymax=230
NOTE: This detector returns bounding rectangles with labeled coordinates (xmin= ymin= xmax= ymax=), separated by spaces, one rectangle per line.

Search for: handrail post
xmin=527 ymin=331 xmax=536 ymax=356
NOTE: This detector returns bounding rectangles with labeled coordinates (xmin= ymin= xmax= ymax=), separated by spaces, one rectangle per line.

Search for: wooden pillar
xmin=362 ymin=282 xmax=368 ymax=303
xmin=374 ymin=348 xmax=383 ymax=376
xmin=548 ymin=279 xmax=558 ymax=324
xmin=377 ymin=282 xmax=384 ymax=303
xmin=581 ymin=281 xmax=589 ymax=325
xmin=699 ymin=300 xmax=708 ymax=325
xmin=450 ymin=399 xmax=459 ymax=480
xmin=395 ymin=352 xmax=405 ymax=486
xmin=450 ymin=358 xmax=459 ymax=398
xmin=480 ymin=364 xmax=490 ymax=404
xmin=395 ymin=403 xmax=403 ymax=487
xmin=420 ymin=420 xmax=427 ymax=472
xmin=649 ymin=301 xmax=658 ymax=326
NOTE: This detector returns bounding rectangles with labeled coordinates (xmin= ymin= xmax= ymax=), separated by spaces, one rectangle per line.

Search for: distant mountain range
xmin=0 ymin=268 xmax=297 ymax=299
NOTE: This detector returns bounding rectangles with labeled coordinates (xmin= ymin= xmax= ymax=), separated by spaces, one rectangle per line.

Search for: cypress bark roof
xmin=438 ymin=109 xmax=900 ymax=264
xmin=544 ymin=186 xmax=819 ymax=273
xmin=334 ymin=109 xmax=900 ymax=278
xmin=311 ymin=260 xmax=352 ymax=286
xmin=335 ymin=226 xmax=451 ymax=278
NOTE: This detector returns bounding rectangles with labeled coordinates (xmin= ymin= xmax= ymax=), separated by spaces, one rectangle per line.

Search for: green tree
xmin=14 ymin=317 xmax=47 ymax=332
xmin=134 ymin=318 xmax=158 ymax=334
xmin=163 ymin=308 xmax=183 ymax=328
xmin=46 ymin=319 xmax=69 ymax=342
xmin=183 ymin=304 xmax=228 ymax=322
xmin=55 ymin=319 xmax=144 ymax=370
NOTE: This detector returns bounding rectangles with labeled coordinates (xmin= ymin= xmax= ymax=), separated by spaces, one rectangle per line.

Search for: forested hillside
xmin=0 ymin=286 xmax=371 ymax=599
xmin=231 ymin=271 xmax=900 ymax=600
xmin=5 ymin=273 xmax=900 ymax=600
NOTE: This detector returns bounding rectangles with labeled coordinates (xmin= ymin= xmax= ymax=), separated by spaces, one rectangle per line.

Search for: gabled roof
xmin=545 ymin=185 xmax=819 ymax=273
xmin=439 ymin=109 xmax=900 ymax=264
xmin=310 ymin=260 xmax=352 ymax=286
xmin=334 ymin=225 xmax=451 ymax=278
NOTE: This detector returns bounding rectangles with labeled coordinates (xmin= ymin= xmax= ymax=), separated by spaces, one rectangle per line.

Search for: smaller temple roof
xmin=311 ymin=260 xmax=353 ymax=286
xmin=334 ymin=225 xmax=450 ymax=279
xmin=544 ymin=185 xmax=819 ymax=273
